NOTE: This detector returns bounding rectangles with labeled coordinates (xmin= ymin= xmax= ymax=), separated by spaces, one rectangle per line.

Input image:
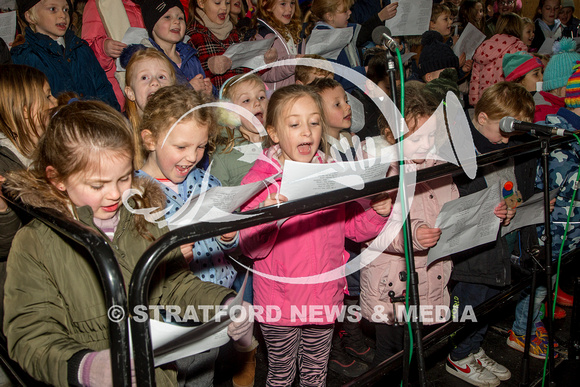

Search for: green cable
xmin=392 ymin=47 xmax=413 ymax=386
xmin=541 ymin=132 xmax=580 ymax=386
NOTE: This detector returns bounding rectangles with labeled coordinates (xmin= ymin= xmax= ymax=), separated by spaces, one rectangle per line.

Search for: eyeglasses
xmin=498 ymin=0 xmax=515 ymax=6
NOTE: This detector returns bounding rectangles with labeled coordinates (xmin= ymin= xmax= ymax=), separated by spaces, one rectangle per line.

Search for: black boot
xmin=342 ymin=298 xmax=375 ymax=363
xmin=328 ymin=333 xmax=369 ymax=378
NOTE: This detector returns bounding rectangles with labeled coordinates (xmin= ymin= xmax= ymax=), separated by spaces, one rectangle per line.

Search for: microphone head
xmin=371 ymin=26 xmax=392 ymax=46
xmin=499 ymin=116 xmax=516 ymax=133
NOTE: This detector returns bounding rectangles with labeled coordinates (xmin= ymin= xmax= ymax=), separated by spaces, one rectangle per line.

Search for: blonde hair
xmin=496 ymin=12 xmax=523 ymax=39
xmin=0 ymin=65 xmax=52 ymax=159
xmin=475 ymin=81 xmax=534 ymax=122
xmin=295 ymin=54 xmax=334 ymax=84
xmin=139 ymin=85 xmax=218 ymax=165
xmin=304 ymin=0 xmax=353 ymax=35
xmin=217 ymin=74 xmax=267 ymax=153
xmin=264 ymin=84 xmax=328 ymax=155
xmin=431 ymin=3 xmax=451 ymax=23
xmin=125 ymin=48 xmax=177 ymax=131
xmin=256 ymin=0 xmax=303 ymax=44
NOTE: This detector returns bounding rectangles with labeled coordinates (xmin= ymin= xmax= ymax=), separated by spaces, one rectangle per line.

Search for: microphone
xmin=499 ymin=116 xmax=567 ymax=137
xmin=371 ymin=26 xmax=398 ymax=52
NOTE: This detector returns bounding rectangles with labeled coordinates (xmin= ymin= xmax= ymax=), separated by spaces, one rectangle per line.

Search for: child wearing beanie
xmin=534 ymin=37 xmax=580 ymax=122
xmin=502 ymin=51 xmax=544 ymax=93
xmin=137 ymin=0 xmax=214 ymax=96
xmin=418 ymin=31 xmax=460 ymax=82
xmin=11 ymin=0 xmax=119 ymax=110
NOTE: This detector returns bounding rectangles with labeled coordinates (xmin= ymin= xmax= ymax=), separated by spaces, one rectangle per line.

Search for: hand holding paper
xmin=417 ymin=225 xmax=442 ymax=248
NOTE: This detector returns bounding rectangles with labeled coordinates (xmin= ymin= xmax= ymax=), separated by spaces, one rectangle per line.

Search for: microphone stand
xmin=538 ymin=134 xmax=557 ymax=386
xmin=386 ymin=48 xmax=427 ymax=387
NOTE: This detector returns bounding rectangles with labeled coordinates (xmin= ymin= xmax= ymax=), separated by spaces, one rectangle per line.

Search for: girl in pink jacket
xmin=360 ymin=82 xmax=459 ymax=365
xmin=469 ymin=12 xmax=528 ymax=106
xmin=239 ymin=85 xmax=391 ymax=385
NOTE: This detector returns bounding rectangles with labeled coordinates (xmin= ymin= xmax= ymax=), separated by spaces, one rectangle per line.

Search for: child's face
xmin=230 ymin=0 xmax=242 ymax=17
xmin=520 ymin=67 xmax=543 ymax=92
xmin=522 ymin=24 xmax=535 ymax=46
xmin=200 ymin=0 xmax=231 ymax=25
xmin=475 ymin=113 xmax=510 ymax=144
xmin=474 ymin=2 xmax=484 ymax=22
xmin=319 ymin=86 xmax=352 ymax=137
xmin=268 ymin=0 xmax=296 ymax=25
xmin=540 ymin=0 xmax=561 ymax=24
xmin=231 ymin=81 xmax=268 ymax=135
xmin=430 ymin=12 xmax=452 ymax=37
xmin=142 ymin=119 xmax=209 ymax=184
xmin=268 ymin=95 xmax=322 ymax=164
xmin=30 ymin=81 xmax=57 ymax=132
xmin=326 ymin=4 xmax=351 ymax=28
xmin=498 ymin=0 xmax=516 ymax=14
xmin=403 ymin=115 xmax=435 ymax=163
xmin=55 ymin=150 xmax=133 ymax=220
xmin=125 ymin=58 xmax=174 ymax=115
xmin=559 ymin=6 xmax=573 ymax=25
xmin=152 ymin=6 xmax=186 ymax=44
xmin=28 ymin=0 xmax=70 ymax=40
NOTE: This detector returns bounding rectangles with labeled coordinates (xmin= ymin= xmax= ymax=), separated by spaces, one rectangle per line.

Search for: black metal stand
xmin=570 ymin=276 xmax=580 ymax=360
xmin=539 ymin=136 xmax=557 ymax=386
xmin=385 ymin=49 xmax=427 ymax=387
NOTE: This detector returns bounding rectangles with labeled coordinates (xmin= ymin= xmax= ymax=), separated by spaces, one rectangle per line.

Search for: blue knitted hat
xmin=543 ymin=38 xmax=580 ymax=91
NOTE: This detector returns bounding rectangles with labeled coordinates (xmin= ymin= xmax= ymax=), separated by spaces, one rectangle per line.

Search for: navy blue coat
xmin=11 ymin=28 xmax=119 ymax=110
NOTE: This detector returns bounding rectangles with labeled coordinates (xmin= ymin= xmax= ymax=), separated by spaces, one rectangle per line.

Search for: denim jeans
xmin=232 ymin=270 xmax=254 ymax=303
xmin=511 ymin=285 xmax=547 ymax=336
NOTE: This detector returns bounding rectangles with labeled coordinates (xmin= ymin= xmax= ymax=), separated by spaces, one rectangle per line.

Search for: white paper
xmin=538 ymin=37 xmax=556 ymax=54
xmin=305 ymin=27 xmax=353 ymax=60
xmin=168 ymin=179 xmax=267 ymax=229
xmin=279 ymin=158 xmax=392 ymax=201
xmin=427 ymin=184 xmax=502 ymax=265
xmin=151 ymin=273 xmax=246 ymax=366
xmin=115 ymin=27 xmax=150 ymax=72
xmin=223 ymin=38 xmax=275 ymax=69
xmin=0 ymin=0 xmax=15 ymax=11
xmin=453 ymin=22 xmax=486 ymax=60
xmin=0 ymin=11 xmax=16 ymax=46
xmin=501 ymin=188 xmax=560 ymax=236
xmin=347 ymin=91 xmax=365 ymax=133
xmin=384 ymin=0 xmax=431 ymax=36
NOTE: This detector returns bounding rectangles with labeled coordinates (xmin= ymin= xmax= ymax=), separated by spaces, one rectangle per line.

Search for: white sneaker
xmin=446 ymin=353 xmax=501 ymax=387
xmin=472 ymin=347 xmax=511 ymax=381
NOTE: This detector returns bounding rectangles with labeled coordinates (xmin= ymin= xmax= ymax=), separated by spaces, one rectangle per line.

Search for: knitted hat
xmin=502 ymin=52 xmax=544 ymax=82
xmin=17 ymin=0 xmax=72 ymax=19
xmin=562 ymin=0 xmax=575 ymax=10
xmin=424 ymin=68 xmax=461 ymax=103
xmin=137 ymin=0 xmax=185 ymax=37
xmin=565 ymin=61 xmax=580 ymax=108
xmin=418 ymin=31 xmax=460 ymax=77
xmin=543 ymin=38 xmax=580 ymax=91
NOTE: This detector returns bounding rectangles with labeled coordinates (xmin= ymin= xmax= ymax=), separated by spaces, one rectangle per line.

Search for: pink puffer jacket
xmin=360 ymin=159 xmax=459 ymax=325
xmin=468 ymin=34 xmax=528 ymax=106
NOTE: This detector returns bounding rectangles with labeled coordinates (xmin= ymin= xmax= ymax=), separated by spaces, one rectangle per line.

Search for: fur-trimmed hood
xmin=3 ymin=171 xmax=166 ymax=220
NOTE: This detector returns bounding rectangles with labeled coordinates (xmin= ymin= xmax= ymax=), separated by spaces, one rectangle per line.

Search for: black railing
xmin=1 ymin=134 xmax=576 ymax=386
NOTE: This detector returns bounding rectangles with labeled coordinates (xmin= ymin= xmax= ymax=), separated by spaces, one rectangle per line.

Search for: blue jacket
xmin=135 ymin=168 xmax=237 ymax=288
xmin=11 ymin=28 xmax=119 ymax=110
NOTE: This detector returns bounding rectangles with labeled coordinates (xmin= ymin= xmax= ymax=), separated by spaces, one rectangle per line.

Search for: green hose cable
xmin=392 ymin=47 xmax=413 ymax=386
xmin=541 ymin=132 xmax=580 ymax=386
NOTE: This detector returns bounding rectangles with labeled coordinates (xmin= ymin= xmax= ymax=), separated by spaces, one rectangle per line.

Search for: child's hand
xmin=416 ymin=225 xmax=442 ymax=248
xmin=202 ymin=77 xmax=213 ymax=96
xmin=452 ymin=34 xmax=459 ymax=46
xmin=104 ymin=39 xmax=127 ymax=59
xmin=189 ymin=74 xmax=207 ymax=93
xmin=378 ymin=2 xmax=398 ymax=21
xmin=550 ymin=197 xmax=556 ymax=212
xmin=462 ymin=59 xmax=473 ymax=73
xmin=180 ymin=242 xmax=195 ymax=263
xmin=370 ymin=192 xmax=392 ymax=217
xmin=220 ymin=231 xmax=238 ymax=243
xmin=262 ymin=192 xmax=288 ymax=208
xmin=208 ymin=55 xmax=233 ymax=75
xmin=264 ymin=47 xmax=278 ymax=64
xmin=494 ymin=201 xmax=507 ymax=220
xmin=458 ymin=52 xmax=466 ymax=67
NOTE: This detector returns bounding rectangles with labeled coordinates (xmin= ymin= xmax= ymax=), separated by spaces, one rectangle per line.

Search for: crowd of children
xmin=1 ymin=0 xmax=579 ymax=386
